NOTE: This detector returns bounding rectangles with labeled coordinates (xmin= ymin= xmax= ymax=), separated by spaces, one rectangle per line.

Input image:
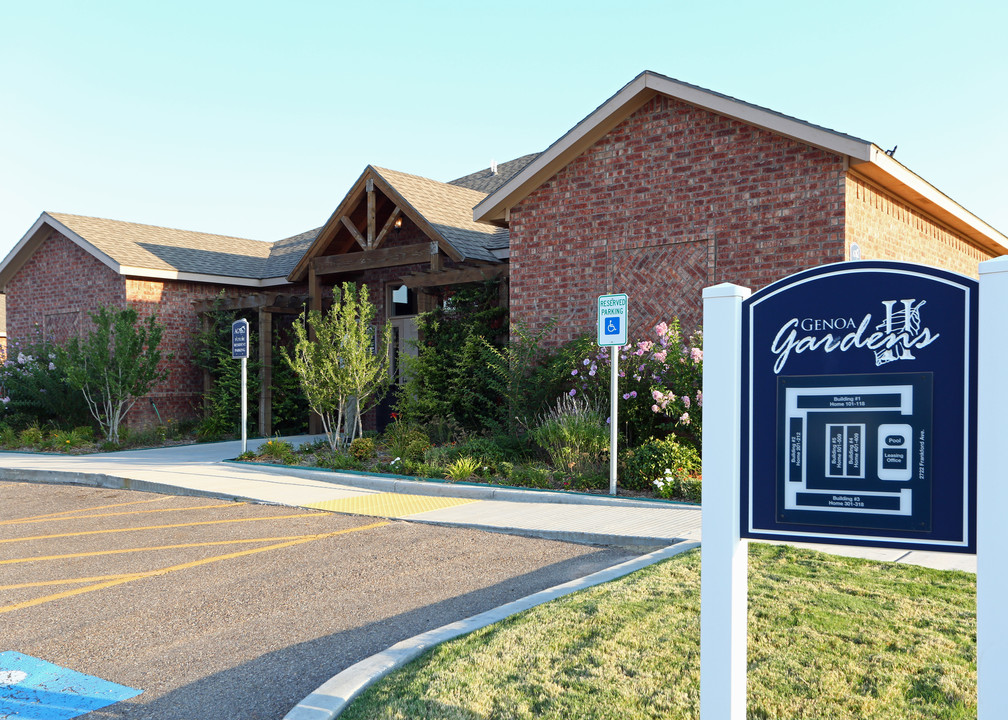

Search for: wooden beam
xmin=340 ymin=216 xmax=366 ymax=249
xmin=366 ymin=178 xmax=375 ymax=249
xmin=312 ymin=243 xmax=431 ymax=276
xmin=402 ymin=263 xmax=509 ymax=288
xmin=373 ymin=207 xmax=401 ymax=250
xmin=430 ymin=241 xmax=442 ymax=272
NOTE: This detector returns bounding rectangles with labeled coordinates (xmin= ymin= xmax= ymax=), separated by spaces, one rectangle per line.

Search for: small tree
xmin=62 ymin=305 xmax=169 ymax=444
xmin=282 ymin=282 xmax=391 ymax=451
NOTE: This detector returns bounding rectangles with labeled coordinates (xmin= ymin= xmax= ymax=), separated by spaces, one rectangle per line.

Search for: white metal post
xmin=610 ymin=344 xmax=618 ymax=495
xmin=700 ymin=282 xmax=750 ymax=720
xmin=977 ymin=256 xmax=1008 ymax=720
xmin=241 ymin=355 xmax=248 ymax=454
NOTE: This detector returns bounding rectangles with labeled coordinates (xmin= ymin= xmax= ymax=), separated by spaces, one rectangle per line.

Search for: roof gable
xmin=473 ymin=71 xmax=1007 ymax=254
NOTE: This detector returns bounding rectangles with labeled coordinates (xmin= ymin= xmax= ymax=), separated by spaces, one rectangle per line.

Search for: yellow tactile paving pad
xmin=304 ymin=493 xmax=480 ymax=519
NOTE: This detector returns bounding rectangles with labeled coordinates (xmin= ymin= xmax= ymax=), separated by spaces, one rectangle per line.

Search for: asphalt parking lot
xmin=1 ymin=481 xmax=638 ymax=719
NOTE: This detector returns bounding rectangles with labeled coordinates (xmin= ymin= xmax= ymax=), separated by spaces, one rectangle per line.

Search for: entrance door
xmin=377 ymin=284 xmax=419 ymax=432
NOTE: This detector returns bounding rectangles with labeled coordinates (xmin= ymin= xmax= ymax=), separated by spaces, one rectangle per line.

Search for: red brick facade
xmin=508 ymin=94 xmax=994 ymax=347
xmin=844 ymin=173 xmax=988 ymax=277
xmin=5 ymin=229 xmax=256 ymax=427
xmin=509 ymin=95 xmax=847 ymax=346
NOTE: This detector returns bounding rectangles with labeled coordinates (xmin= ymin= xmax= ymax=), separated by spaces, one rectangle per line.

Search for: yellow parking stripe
xmin=0 ymin=512 xmax=328 ymax=545
xmin=1 ymin=496 xmax=168 ymax=524
xmin=2 ymin=502 xmax=244 ymax=526
xmin=0 ymin=535 xmax=332 ymax=565
xmin=0 ymin=522 xmax=388 ymax=615
xmin=305 ymin=492 xmax=479 ymax=518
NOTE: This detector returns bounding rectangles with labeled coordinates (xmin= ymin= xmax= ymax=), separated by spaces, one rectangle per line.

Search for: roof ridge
xmin=46 ymin=211 xmax=268 ymax=245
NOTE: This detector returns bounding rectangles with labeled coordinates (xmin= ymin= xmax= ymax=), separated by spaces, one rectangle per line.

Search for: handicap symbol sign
xmin=597 ymin=293 xmax=628 ymax=347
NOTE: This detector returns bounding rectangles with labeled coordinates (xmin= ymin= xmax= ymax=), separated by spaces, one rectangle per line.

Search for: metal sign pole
xmin=241 ymin=355 xmax=247 ymax=454
xmin=609 ymin=345 xmax=618 ymax=496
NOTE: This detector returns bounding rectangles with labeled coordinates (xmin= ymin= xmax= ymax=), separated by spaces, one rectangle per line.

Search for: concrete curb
xmin=282 ymin=540 xmax=700 ymax=720
xmin=0 ymin=466 xmax=257 ymax=502
xmin=234 ymin=461 xmax=701 ymax=511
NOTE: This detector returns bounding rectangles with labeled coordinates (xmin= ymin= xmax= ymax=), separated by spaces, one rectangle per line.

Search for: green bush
xmin=259 ymin=438 xmax=296 ymax=464
xmin=0 ymin=425 xmax=18 ymax=448
xmin=621 ymin=435 xmax=700 ymax=493
xmin=532 ymin=394 xmax=608 ymax=474
xmin=0 ymin=331 xmax=91 ymax=431
xmin=18 ymin=425 xmax=44 ymax=447
xmin=404 ymin=437 xmax=431 ymax=462
xmin=653 ymin=467 xmax=703 ymax=502
xmin=403 ymin=460 xmax=447 ymax=479
xmin=506 ymin=462 xmax=552 ymax=489
xmin=446 ymin=456 xmax=480 ymax=481
xmin=349 ymin=436 xmax=376 ymax=460
xmin=383 ymin=421 xmax=430 ymax=459
xmin=317 ymin=450 xmax=364 ymax=472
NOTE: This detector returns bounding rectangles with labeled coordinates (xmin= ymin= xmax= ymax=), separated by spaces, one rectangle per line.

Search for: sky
xmin=1 ymin=1 xmax=1005 ymax=258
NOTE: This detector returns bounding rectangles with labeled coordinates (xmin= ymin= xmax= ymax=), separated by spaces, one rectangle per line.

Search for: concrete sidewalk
xmin=0 ymin=436 xmax=976 ymax=570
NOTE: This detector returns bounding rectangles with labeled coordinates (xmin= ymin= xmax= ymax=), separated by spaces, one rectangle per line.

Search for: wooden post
xmin=308 ymin=262 xmax=322 ymax=435
xmin=258 ymin=308 xmax=272 ymax=438
xmin=366 ymin=178 xmax=375 ymax=249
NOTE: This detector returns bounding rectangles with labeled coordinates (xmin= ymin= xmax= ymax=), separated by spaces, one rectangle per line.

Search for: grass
xmin=341 ymin=544 xmax=976 ymax=720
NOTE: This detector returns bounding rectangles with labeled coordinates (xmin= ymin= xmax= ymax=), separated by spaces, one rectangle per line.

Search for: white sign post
xmin=232 ymin=319 xmax=250 ymax=454
xmin=978 ymin=255 xmax=1008 ymax=720
xmin=700 ymin=283 xmax=750 ymax=720
xmin=598 ymin=293 xmax=628 ymax=496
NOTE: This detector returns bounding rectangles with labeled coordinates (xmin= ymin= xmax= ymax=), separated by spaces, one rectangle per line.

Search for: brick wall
xmin=125 ymin=277 xmax=235 ymax=426
xmin=844 ymin=173 xmax=993 ymax=276
xmin=6 ymin=228 xmax=126 ymax=344
xmin=5 ymin=227 xmax=264 ymax=429
xmin=508 ymin=94 xmax=847 ymax=347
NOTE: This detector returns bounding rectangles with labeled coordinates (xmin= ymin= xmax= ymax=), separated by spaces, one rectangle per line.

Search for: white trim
xmin=118 ymin=266 xmax=290 ymax=287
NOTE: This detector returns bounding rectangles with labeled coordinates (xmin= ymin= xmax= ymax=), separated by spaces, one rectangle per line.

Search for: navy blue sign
xmin=741 ymin=261 xmax=977 ymax=553
xmin=231 ymin=318 xmax=249 ymax=360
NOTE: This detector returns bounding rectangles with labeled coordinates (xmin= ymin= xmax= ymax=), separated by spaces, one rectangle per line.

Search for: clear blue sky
xmin=1 ymin=1 xmax=1004 ymax=257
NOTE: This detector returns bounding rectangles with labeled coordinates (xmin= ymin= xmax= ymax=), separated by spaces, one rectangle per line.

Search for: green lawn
xmin=341 ymin=544 xmax=976 ymax=720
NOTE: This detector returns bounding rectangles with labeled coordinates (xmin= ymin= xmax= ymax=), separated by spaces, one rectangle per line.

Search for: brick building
xmin=0 ymin=159 xmax=529 ymax=433
xmin=2 ymin=71 xmax=1004 ymax=433
xmin=473 ymin=71 xmax=1008 ymax=346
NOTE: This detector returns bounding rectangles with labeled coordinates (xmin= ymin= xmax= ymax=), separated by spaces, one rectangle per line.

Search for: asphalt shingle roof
xmin=448 ymin=153 xmax=540 ymax=194
xmin=48 ymin=213 xmax=275 ymax=279
xmin=373 ymin=167 xmax=509 ymax=263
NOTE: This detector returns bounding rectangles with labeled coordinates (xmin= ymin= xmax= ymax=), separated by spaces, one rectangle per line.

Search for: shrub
xmin=259 ymin=438 xmax=296 ymax=464
xmin=654 ymin=467 xmax=702 ymax=502
xmin=384 ymin=421 xmax=430 ymax=459
xmin=18 ymin=425 xmax=44 ymax=447
xmin=51 ymin=428 xmax=88 ymax=450
xmin=317 ymin=450 xmax=364 ymax=472
xmin=506 ymin=462 xmax=552 ymax=489
xmin=532 ymin=394 xmax=608 ymax=474
xmin=0 ymin=425 xmax=18 ymax=448
xmin=349 ymin=436 xmax=376 ymax=460
xmin=621 ymin=434 xmax=700 ymax=492
xmin=565 ymin=319 xmax=703 ymax=451
xmin=0 ymin=330 xmax=91 ymax=430
xmin=404 ymin=437 xmax=431 ymax=463
xmin=446 ymin=456 xmax=480 ymax=481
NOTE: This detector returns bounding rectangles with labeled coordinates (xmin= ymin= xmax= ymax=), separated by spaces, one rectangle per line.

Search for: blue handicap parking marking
xmin=605 ymin=317 xmax=620 ymax=335
xmin=0 ymin=652 xmax=141 ymax=720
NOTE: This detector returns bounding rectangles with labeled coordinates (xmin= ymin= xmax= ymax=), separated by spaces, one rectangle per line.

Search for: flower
xmin=654 ymin=350 xmax=667 ymax=363
xmin=682 ymin=395 xmax=690 ymax=409
xmin=48 ymin=362 xmax=56 ymax=371
xmin=652 ymin=404 xmax=660 ymax=412
xmin=583 ymin=358 xmax=590 ymax=366
xmin=588 ymin=368 xmax=596 ymax=377
xmin=629 ymin=391 xmax=637 ymax=398
xmin=696 ymin=391 xmax=703 ymax=407
xmin=568 ymin=388 xmax=577 ymax=397
xmin=691 ymin=347 xmax=703 ymax=363
xmin=622 ymin=393 xmax=630 ymax=400
xmin=654 ymin=322 xmax=668 ymax=337
xmin=679 ymin=412 xmax=691 ymax=425
xmin=571 ymin=369 xmax=578 ymax=376
xmin=17 ymin=353 xmax=26 ymax=364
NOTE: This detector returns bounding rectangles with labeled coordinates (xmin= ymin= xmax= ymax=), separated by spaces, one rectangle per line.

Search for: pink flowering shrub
xmin=568 ymin=318 xmax=703 ymax=451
